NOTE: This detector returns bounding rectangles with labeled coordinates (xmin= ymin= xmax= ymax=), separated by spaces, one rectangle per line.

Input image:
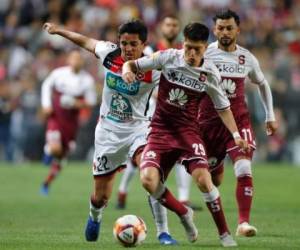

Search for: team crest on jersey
xmin=221 ymin=79 xmax=236 ymax=98
xmin=165 ymin=69 xmax=207 ymax=92
xmin=107 ymin=93 xmax=133 ymax=122
xmin=167 ymin=88 xmax=188 ymax=108
xmin=145 ymin=150 xmax=156 ymax=159
xmin=106 ymin=72 xmax=140 ymax=95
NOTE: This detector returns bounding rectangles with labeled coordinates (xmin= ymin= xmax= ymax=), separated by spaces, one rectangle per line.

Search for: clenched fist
xmin=43 ymin=22 xmax=59 ymax=34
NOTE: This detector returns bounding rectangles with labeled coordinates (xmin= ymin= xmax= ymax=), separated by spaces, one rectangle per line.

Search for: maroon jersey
xmin=136 ymin=49 xmax=230 ymax=175
xmin=198 ymin=41 xmax=267 ymax=167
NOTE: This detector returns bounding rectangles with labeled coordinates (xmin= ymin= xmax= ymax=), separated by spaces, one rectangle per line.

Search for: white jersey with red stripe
xmin=95 ymin=41 xmax=160 ymax=131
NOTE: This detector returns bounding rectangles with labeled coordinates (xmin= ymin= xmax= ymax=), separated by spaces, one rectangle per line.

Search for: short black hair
xmin=213 ymin=9 xmax=240 ymax=26
xmin=160 ymin=13 xmax=179 ymax=22
xmin=183 ymin=22 xmax=209 ymax=42
xmin=118 ymin=19 xmax=148 ymax=43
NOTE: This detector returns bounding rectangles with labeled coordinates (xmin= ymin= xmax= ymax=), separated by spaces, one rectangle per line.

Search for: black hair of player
xmin=118 ymin=19 xmax=148 ymax=43
xmin=183 ymin=22 xmax=209 ymax=42
xmin=213 ymin=9 xmax=240 ymax=26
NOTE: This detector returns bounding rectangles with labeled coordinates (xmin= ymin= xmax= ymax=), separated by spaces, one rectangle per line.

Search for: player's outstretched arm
xmin=43 ymin=22 xmax=97 ymax=54
xmin=217 ymin=108 xmax=249 ymax=151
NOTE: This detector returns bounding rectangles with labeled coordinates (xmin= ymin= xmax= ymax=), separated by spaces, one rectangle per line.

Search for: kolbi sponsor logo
xmin=216 ymin=63 xmax=245 ymax=74
xmin=165 ymin=69 xmax=207 ymax=92
xmin=106 ymin=72 xmax=140 ymax=95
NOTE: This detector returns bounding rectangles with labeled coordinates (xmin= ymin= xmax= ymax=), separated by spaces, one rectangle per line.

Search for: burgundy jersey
xmin=136 ymin=49 xmax=230 ymax=147
xmin=199 ymin=41 xmax=266 ymax=124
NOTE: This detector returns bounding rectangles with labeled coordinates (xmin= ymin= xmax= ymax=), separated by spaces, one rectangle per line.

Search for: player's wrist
xmin=232 ymin=131 xmax=241 ymax=139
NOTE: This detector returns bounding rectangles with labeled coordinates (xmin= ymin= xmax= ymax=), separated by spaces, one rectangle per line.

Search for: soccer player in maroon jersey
xmin=123 ymin=22 xmax=249 ymax=247
xmin=199 ymin=9 xmax=278 ymax=237
xmin=40 ymin=50 xmax=96 ymax=195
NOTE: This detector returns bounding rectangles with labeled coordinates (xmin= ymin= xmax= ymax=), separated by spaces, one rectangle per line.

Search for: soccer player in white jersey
xmin=43 ymin=19 xmax=178 ymax=244
xmin=123 ymin=22 xmax=250 ymax=247
xmin=199 ymin=9 xmax=278 ymax=237
xmin=40 ymin=50 xmax=96 ymax=195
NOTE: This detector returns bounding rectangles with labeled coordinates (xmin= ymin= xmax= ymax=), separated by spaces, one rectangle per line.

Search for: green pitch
xmin=0 ymin=162 xmax=299 ymax=250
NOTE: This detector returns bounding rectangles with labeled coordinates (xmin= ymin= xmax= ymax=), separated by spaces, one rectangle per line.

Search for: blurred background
xmin=0 ymin=0 xmax=299 ymax=165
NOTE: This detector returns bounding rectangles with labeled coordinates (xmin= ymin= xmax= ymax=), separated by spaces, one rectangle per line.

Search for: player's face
xmin=213 ymin=17 xmax=240 ymax=48
xmin=119 ymin=33 xmax=145 ymax=61
xmin=183 ymin=39 xmax=207 ymax=67
xmin=68 ymin=51 xmax=84 ymax=72
xmin=161 ymin=17 xmax=180 ymax=42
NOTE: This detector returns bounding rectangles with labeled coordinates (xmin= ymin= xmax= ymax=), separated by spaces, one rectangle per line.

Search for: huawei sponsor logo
xmin=145 ymin=150 xmax=156 ymax=159
xmin=167 ymin=88 xmax=188 ymax=107
xmin=221 ymin=78 xmax=236 ymax=98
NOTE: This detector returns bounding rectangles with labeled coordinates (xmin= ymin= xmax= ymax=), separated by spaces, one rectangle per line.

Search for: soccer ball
xmin=113 ymin=215 xmax=147 ymax=247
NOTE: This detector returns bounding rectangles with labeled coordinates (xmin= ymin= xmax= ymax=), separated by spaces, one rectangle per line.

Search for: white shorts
xmin=92 ymin=122 xmax=149 ymax=176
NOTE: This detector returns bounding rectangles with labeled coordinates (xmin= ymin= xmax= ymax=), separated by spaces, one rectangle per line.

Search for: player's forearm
xmin=258 ymin=80 xmax=275 ymax=122
xmin=56 ymin=28 xmax=97 ymax=53
xmin=217 ymin=108 xmax=241 ymax=137
xmin=123 ymin=61 xmax=138 ymax=74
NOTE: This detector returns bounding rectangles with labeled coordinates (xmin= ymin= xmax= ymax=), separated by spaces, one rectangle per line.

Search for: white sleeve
xmin=248 ymin=54 xmax=275 ymax=121
xmin=135 ymin=50 xmax=171 ymax=72
xmin=83 ymin=75 xmax=97 ymax=106
xmin=206 ymin=74 xmax=230 ymax=110
xmin=41 ymin=71 xmax=56 ymax=109
xmin=258 ymin=79 xmax=276 ymax=121
xmin=94 ymin=41 xmax=118 ymax=62
xmin=248 ymin=53 xmax=265 ymax=85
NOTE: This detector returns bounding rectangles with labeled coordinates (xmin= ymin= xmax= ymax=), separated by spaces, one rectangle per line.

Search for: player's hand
xmin=43 ymin=22 xmax=59 ymax=34
xmin=234 ymin=137 xmax=250 ymax=152
xmin=40 ymin=107 xmax=53 ymax=122
xmin=60 ymin=95 xmax=76 ymax=109
xmin=122 ymin=72 xmax=136 ymax=83
xmin=266 ymin=120 xmax=278 ymax=136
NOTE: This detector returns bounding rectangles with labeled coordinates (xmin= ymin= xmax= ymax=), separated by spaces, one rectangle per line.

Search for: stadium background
xmin=1 ymin=1 xmax=300 ymax=250
xmin=0 ymin=0 xmax=300 ymax=164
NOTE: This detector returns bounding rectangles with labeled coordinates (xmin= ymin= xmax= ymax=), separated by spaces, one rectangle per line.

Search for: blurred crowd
xmin=0 ymin=0 xmax=300 ymax=164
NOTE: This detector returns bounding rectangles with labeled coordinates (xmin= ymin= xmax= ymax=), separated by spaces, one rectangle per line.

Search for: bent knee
xmin=140 ymin=168 xmax=160 ymax=192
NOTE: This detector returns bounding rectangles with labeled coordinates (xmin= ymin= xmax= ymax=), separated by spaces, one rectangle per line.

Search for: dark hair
xmin=183 ymin=22 xmax=209 ymax=42
xmin=118 ymin=19 xmax=148 ymax=43
xmin=160 ymin=13 xmax=179 ymax=22
xmin=213 ymin=9 xmax=240 ymax=26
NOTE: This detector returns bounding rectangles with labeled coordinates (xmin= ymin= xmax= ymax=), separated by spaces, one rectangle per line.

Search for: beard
xmin=219 ymin=37 xmax=234 ymax=47
xmin=163 ymin=33 xmax=177 ymax=43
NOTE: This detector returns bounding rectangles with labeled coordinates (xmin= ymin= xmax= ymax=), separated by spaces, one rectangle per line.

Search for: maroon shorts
xmin=199 ymin=114 xmax=255 ymax=174
xmin=140 ymin=131 xmax=208 ymax=182
xmin=46 ymin=118 xmax=78 ymax=154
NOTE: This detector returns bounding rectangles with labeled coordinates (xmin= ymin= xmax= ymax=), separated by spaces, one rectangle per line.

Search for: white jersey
xmin=95 ymin=41 xmax=160 ymax=131
xmin=41 ymin=66 xmax=96 ymax=109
